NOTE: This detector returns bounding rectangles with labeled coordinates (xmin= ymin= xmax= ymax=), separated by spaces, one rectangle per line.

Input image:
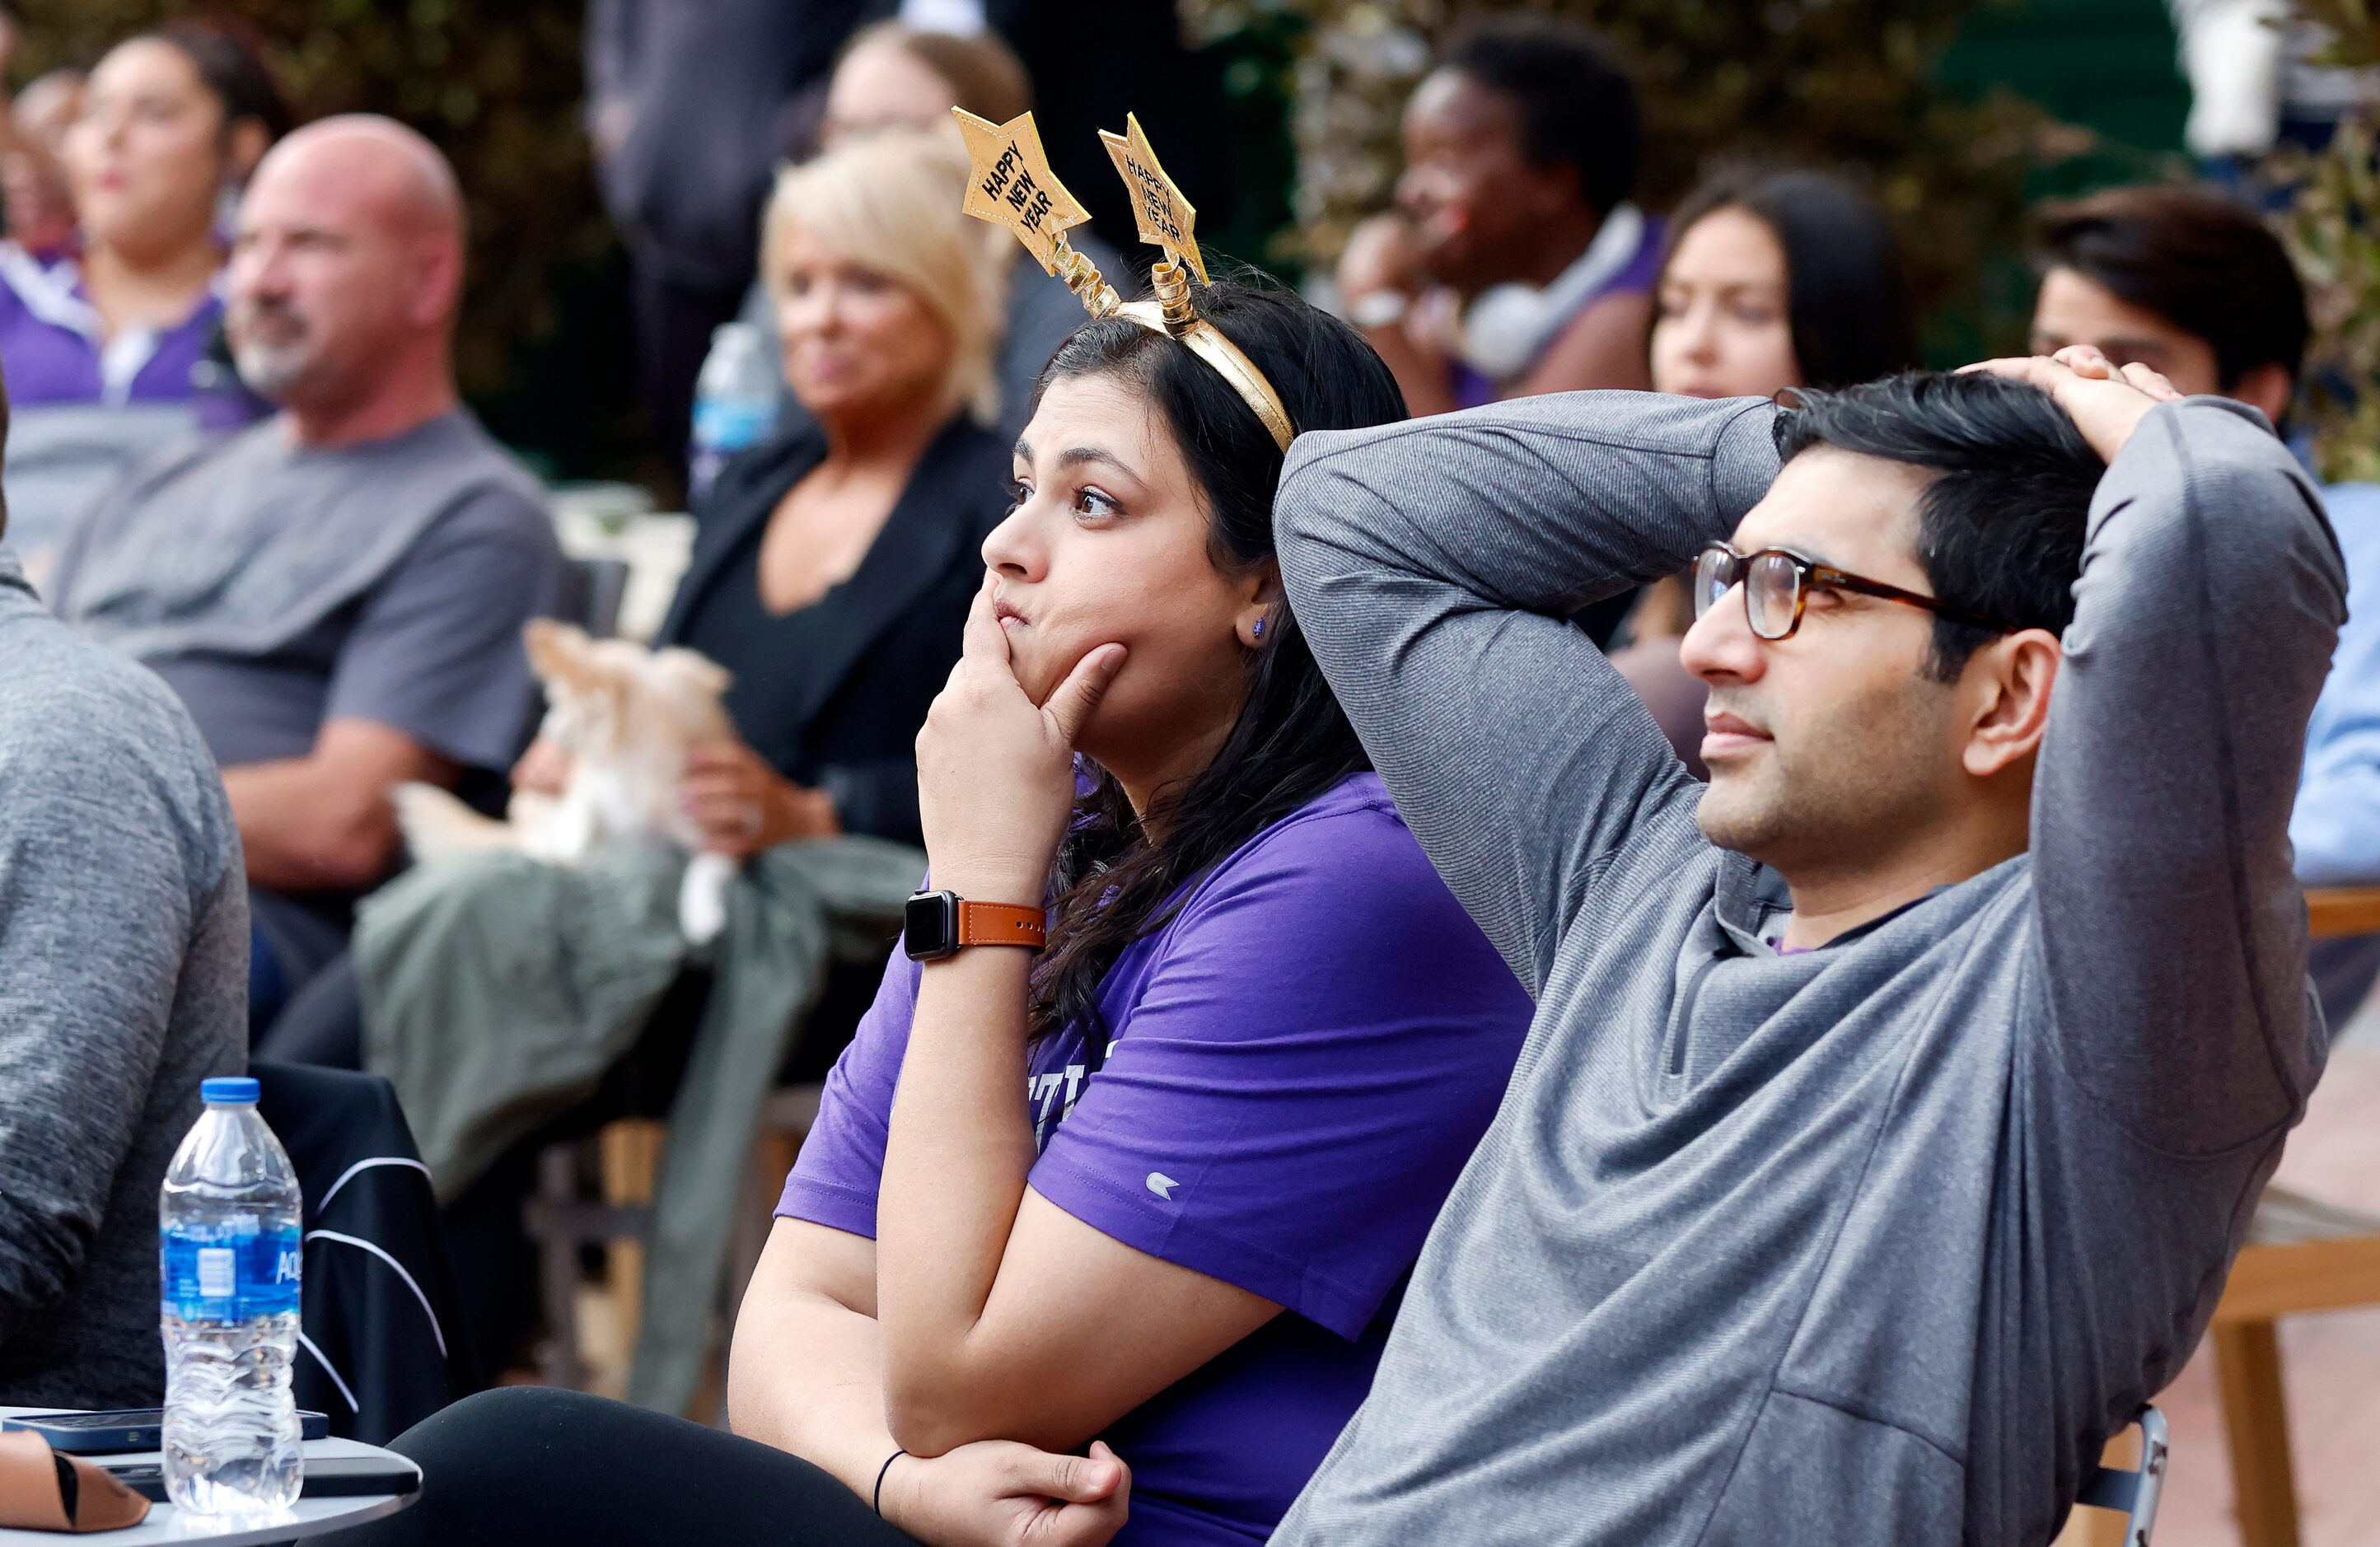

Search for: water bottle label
xmin=161 ymin=1221 xmax=300 ymax=1321
xmin=692 ymin=400 xmax=774 ymax=455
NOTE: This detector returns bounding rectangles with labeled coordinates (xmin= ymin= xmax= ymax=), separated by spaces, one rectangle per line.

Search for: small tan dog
xmin=393 ymin=619 xmax=740 ymax=942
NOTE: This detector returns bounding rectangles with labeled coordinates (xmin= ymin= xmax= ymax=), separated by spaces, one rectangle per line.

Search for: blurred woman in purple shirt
xmin=0 ymin=24 xmax=283 ymax=564
xmin=336 ymin=282 xmax=1533 ymax=1547
xmin=2 ymin=24 xmax=285 ymax=412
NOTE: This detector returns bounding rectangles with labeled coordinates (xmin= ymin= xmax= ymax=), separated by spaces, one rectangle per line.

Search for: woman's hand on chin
xmin=880 ymin=1440 xmax=1130 ymax=1547
xmin=918 ymin=579 xmax=1125 ymax=903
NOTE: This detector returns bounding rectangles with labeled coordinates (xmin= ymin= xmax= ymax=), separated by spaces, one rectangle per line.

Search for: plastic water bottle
xmin=160 ymin=1077 xmax=303 ymax=1516
xmin=688 ymin=321 xmax=779 ymax=500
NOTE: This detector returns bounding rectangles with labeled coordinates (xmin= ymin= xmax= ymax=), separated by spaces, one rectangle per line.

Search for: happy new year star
xmin=954 ymin=107 xmax=1092 ymax=276
xmin=1099 ymin=112 xmax=1209 ymax=285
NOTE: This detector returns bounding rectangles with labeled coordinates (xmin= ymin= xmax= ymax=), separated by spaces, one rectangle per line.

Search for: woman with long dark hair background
xmin=1649 ymin=163 xmax=1917 ymax=402
xmin=1618 ymin=163 xmax=1921 ymax=773
xmin=339 ymin=277 xmax=1533 ymax=1547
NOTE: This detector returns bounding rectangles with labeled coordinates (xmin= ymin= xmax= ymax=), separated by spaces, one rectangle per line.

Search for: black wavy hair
xmin=1774 ymin=371 xmax=2101 ymax=680
xmin=1662 ymin=163 xmax=1919 ymax=390
xmin=135 ymin=20 xmax=294 ymax=147
xmin=1443 ymin=16 xmax=1639 ymax=216
xmin=2031 ymin=183 xmax=2308 ymax=391
xmin=1027 ymin=278 xmax=1407 ymax=1056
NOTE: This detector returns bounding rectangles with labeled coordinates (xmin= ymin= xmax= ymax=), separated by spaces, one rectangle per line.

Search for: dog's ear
xmin=524 ymin=619 xmax=593 ymax=687
xmin=652 ymin=647 xmax=733 ymax=700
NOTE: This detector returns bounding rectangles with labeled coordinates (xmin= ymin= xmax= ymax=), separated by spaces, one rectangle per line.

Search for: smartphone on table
xmin=1 ymin=1409 xmax=330 ymax=1454
xmin=100 ymin=1454 xmax=422 ymax=1503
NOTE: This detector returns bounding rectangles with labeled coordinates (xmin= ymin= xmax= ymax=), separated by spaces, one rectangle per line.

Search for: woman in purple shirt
xmin=340 ymin=283 xmax=1533 ymax=1547
xmin=2 ymin=24 xmax=286 ymax=412
xmin=1 ymin=25 xmax=284 ymax=563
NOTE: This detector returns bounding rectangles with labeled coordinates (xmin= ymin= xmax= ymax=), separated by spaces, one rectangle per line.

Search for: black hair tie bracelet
xmin=873 ymin=1448 xmax=908 ymax=1517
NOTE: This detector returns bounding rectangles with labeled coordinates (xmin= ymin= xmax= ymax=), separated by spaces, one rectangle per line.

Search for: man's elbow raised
xmin=1271 ymin=462 xmax=1363 ymax=612
xmin=1271 ymin=436 xmax=1414 ymax=583
xmin=1270 ymin=443 xmax=1340 ymax=548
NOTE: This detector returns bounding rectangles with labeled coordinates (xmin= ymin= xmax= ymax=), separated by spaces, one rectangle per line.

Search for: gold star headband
xmin=954 ymin=107 xmax=1296 ymax=452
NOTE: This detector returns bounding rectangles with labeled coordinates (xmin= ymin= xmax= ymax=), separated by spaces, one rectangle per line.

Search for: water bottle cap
xmin=199 ymin=1076 xmax=260 ymax=1105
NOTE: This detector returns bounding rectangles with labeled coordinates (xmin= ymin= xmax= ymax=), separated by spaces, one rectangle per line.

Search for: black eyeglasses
xmin=1690 ymin=542 xmax=2006 ymax=643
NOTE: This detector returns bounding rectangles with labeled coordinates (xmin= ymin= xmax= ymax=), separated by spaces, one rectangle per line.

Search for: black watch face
xmin=904 ymin=891 xmax=960 ymax=960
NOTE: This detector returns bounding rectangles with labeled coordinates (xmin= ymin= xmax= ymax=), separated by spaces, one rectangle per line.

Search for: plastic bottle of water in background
xmin=688 ymin=321 xmax=779 ymax=501
xmin=161 ymin=1077 xmax=302 ymax=1516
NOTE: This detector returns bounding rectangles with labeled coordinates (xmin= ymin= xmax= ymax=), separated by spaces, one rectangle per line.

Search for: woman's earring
xmin=1251 ymin=617 xmax=1267 ymax=641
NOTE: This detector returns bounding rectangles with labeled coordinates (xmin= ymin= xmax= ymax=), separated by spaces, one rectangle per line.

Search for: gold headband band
xmin=954 ymin=108 xmax=1296 ymax=453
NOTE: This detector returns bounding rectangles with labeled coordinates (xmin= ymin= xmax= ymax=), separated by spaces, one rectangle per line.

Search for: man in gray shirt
xmin=53 ymin=117 xmax=560 ymax=1012
xmin=1271 ymin=352 xmax=2338 ymax=1543
xmin=0 ymin=508 xmax=246 ymax=1408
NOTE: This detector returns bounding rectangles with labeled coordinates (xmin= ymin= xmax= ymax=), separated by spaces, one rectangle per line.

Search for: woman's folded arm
xmin=725 ymin=1217 xmax=900 ymax=1497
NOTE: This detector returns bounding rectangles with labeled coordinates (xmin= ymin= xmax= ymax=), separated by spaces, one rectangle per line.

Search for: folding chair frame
xmin=2074 ymin=1404 xmax=2168 ymax=1547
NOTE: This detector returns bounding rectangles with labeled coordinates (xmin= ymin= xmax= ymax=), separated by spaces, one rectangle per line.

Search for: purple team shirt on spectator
xmin=0 ymin=245 xmax=226 ymax=409
xmin=778 ymin=772 xmax=1533 ymax=1545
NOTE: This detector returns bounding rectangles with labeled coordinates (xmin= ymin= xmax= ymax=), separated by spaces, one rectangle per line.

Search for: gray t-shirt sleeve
xmin=324 ymin=486 xmax=563 ymax=774
xmin=0 ymin=658 xmax=241 ymax=1345
xmin=1274 ymin=390 xmax=1779 ymax=989
xmin=2032 ymin=397 xmax=2344 ymax=1152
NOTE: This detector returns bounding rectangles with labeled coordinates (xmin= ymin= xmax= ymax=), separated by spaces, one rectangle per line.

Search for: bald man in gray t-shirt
xmin=54 ymin=409 xmax=562 ymax=992
xmin=54 ymin=117 xmax=566 ymax=1009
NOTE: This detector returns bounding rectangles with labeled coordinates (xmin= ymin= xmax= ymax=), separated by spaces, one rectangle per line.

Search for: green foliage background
xmin=2280 ymin=0 xmax=2380 ymax=483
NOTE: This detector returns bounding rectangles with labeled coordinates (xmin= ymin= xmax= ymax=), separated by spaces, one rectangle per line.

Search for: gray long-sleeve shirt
xmin=1269 ymin=393 xmax=2340 ymax=1545
xmin=0 ymin=549 xmax=245 ymax=1408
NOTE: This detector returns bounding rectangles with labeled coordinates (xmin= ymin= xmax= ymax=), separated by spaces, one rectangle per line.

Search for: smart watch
xmin=902 ymin=890 xmax=1047 ymax=960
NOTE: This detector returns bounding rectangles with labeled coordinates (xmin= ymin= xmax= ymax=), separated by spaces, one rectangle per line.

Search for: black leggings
xmin=334 ymin=1386 xmax=922 ymax=1545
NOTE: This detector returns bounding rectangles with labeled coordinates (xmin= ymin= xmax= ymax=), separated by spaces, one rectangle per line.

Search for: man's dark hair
xmin=2032 ymin=184 xmax=2308 ymax=390
xmin=1444 ymin=17 xmax=1639 ymax=216
xmin=1774 ymin=372 xmax=2102 ymax=680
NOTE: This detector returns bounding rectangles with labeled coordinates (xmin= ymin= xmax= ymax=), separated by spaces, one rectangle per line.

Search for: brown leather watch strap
xmin=956 ymin=900 xmax=1047 ymax=950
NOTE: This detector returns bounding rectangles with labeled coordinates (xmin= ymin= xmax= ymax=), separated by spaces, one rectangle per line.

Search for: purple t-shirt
xmin=777 ymin=773 xmax=1532 ymax=1545
xmin=0 ymin=243 xmax=226 ymax=409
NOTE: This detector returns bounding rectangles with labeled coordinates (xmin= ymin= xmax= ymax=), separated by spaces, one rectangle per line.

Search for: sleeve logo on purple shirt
xmin=1030 ymin=1063 xmax=1090 ymax=1148
xmin=1146 ymin=1172 xmax=1179 ymax=1200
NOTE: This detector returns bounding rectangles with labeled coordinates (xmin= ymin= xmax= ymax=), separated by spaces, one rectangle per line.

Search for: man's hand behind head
xmin=1959 ymin=345 xmax=2184 ymax=464
xmin=1684 ymin=367 xmax=2109 ymax=945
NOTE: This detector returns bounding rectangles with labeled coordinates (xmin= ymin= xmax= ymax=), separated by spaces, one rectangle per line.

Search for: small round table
xmin=0 ymin=1409 xmax=415 ymax=1545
